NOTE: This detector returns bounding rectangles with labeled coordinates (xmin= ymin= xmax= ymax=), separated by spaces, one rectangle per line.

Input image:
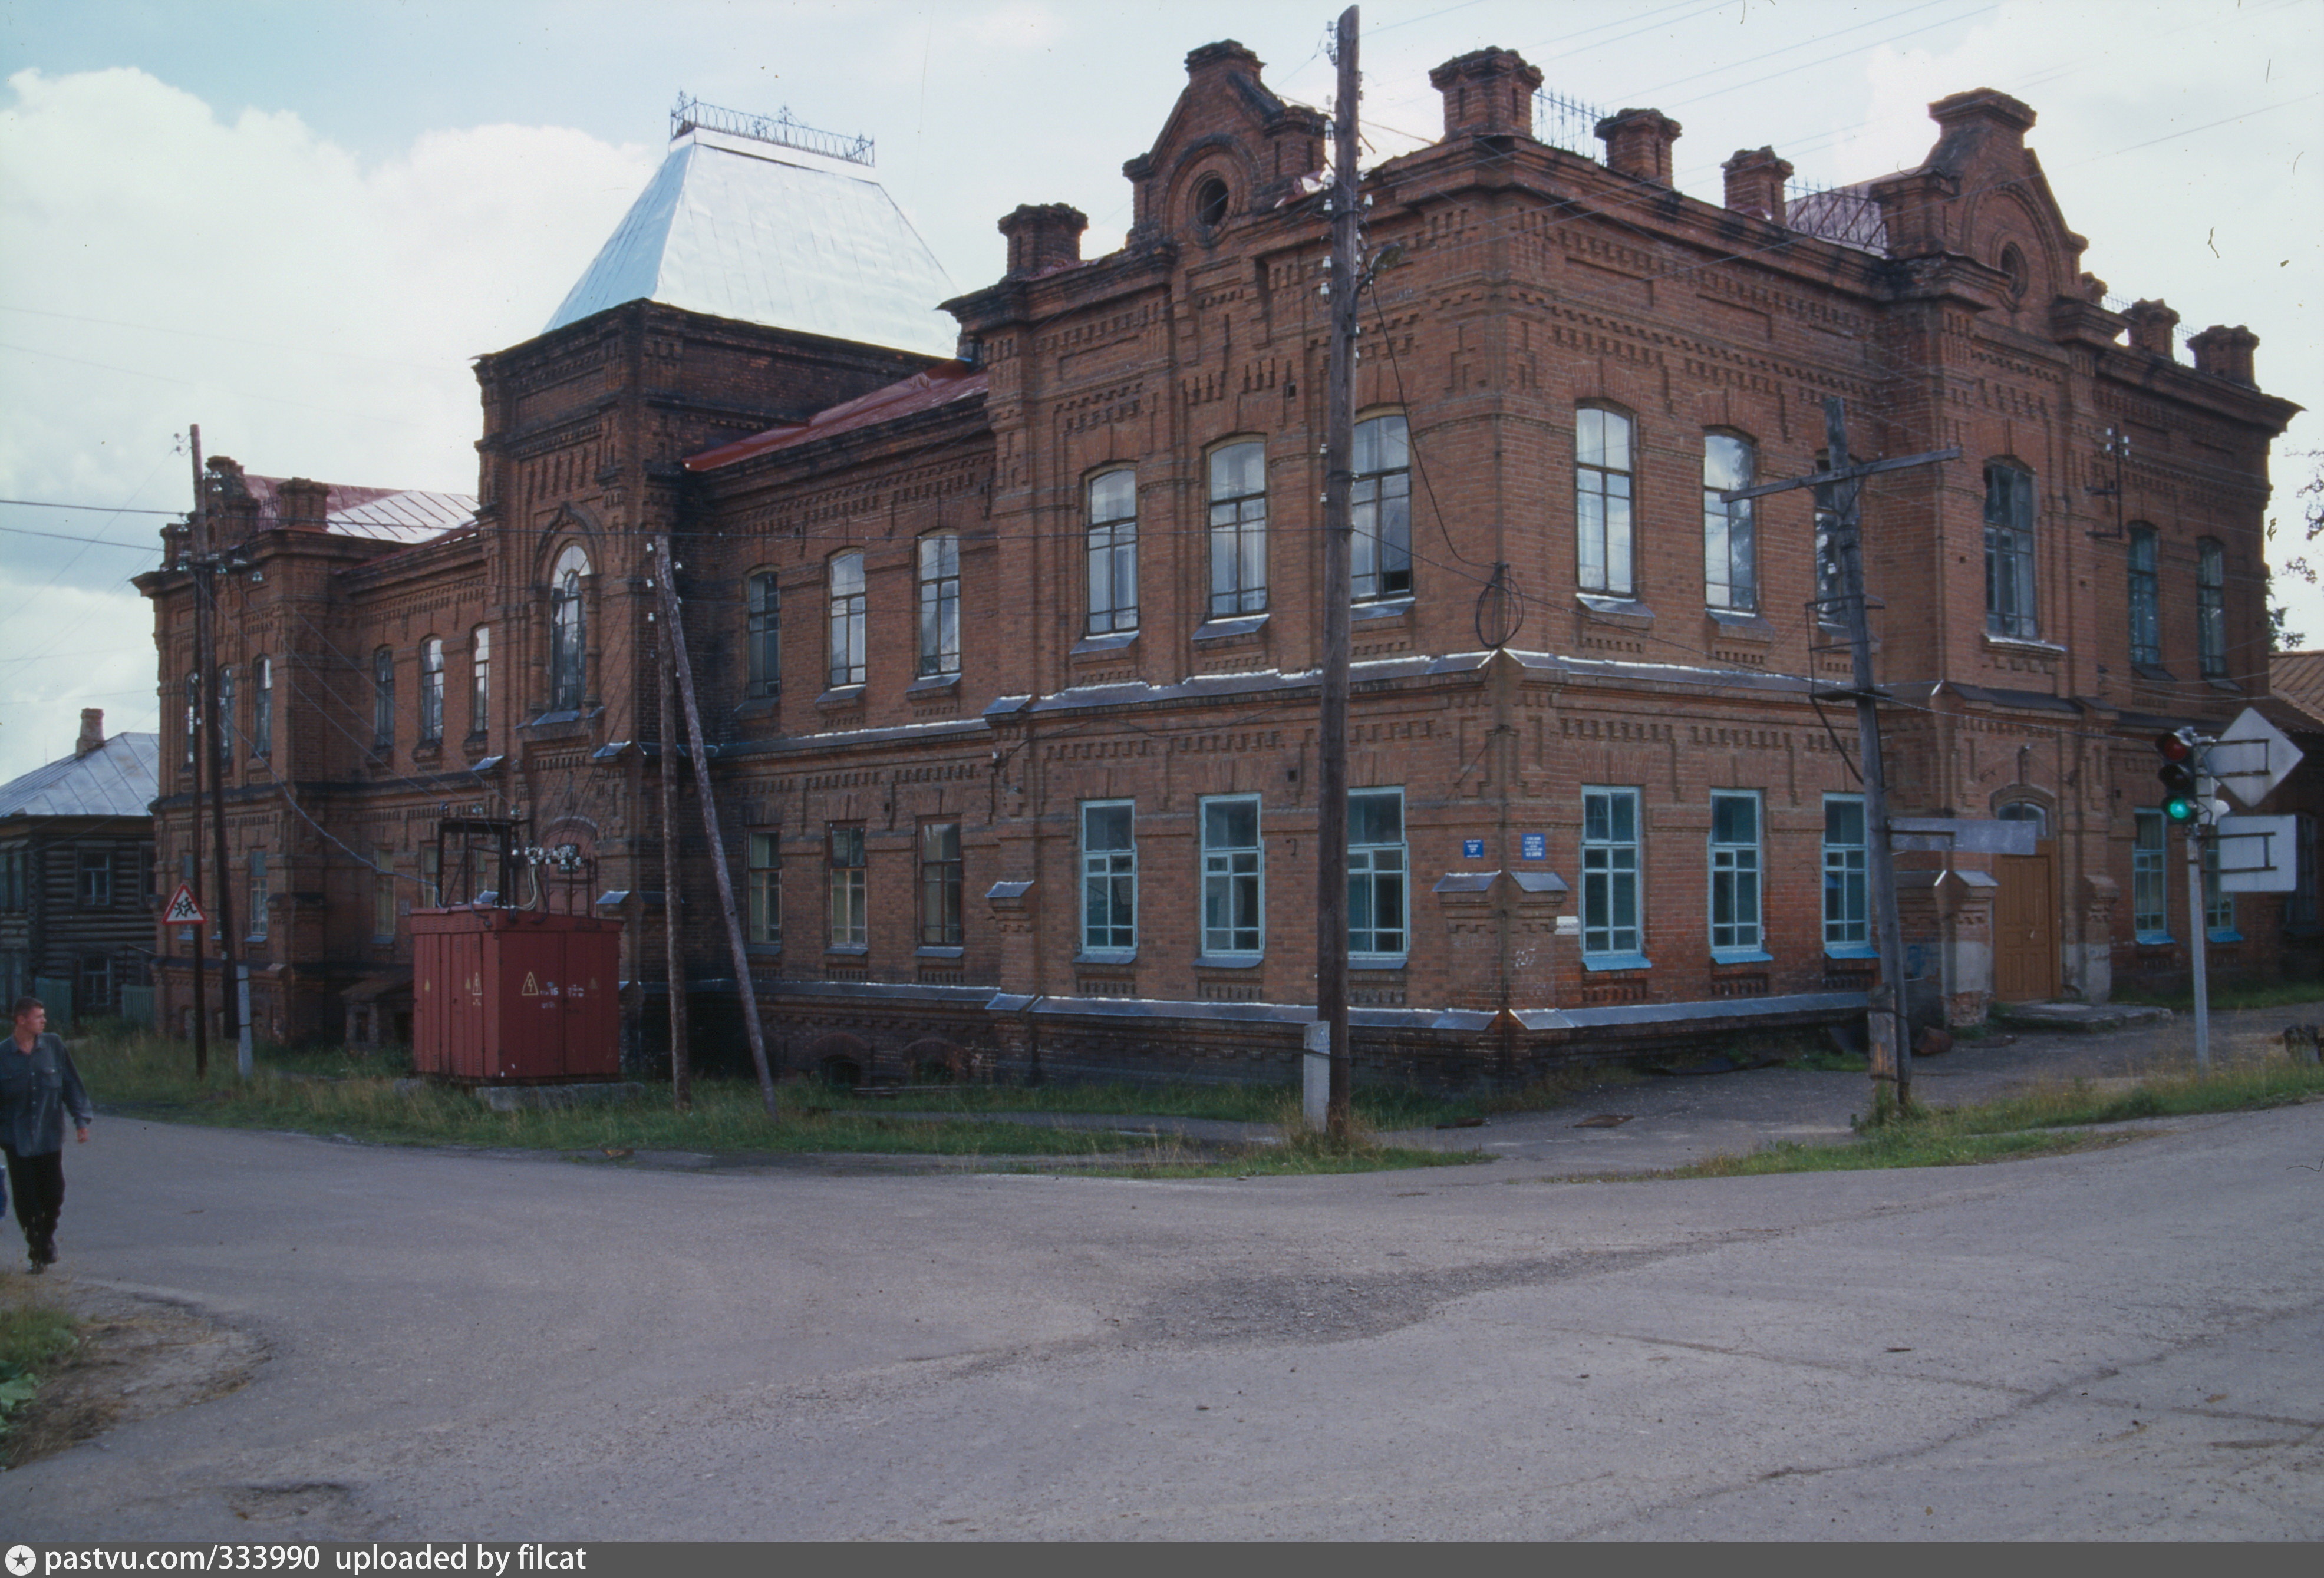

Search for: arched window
xmin=1996 ymin=801 xmax=2050 ymax=838
xmin=1984 ymin=461 xmax=2037 ymax=639
xmin=745 ymin=573 xmax=779 ymax=698
xmin=1703 ymin=431 xmax=1756 ymax=612
xmin=917 ymin=533 xmax=960 ymax=678
xmin=549 ymin=546 xmax=589 ymax=712
xmin=2128 ymin=524 xmax=2161 ymax=668
xmin=2197 ymin=537 xmax=2227 ymax=678
xmin=371 ymin=648 xmax=395 ymax=751
xmin=252 ymin=655 xmax=272 ymax=757
xmin=1577 ymin=406 xmax=1634 ymax=596
xmin=419 ymin=637 xmax=444 ymax=742
xmin=1086 ymin=470 xmax=1138 ymax=635
xmin=828 ymin=552 xmax=866 ymax=688
xmin=1353 ymin=414 xmax=1412 ymax=603
xmin=1208 ymin=441 xmax=1268 ymax=618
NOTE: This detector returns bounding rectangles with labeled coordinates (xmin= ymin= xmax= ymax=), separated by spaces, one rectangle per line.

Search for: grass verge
xmin=0 ymin=1281 xmax=77 ymax=1447
xmin=2109 ymin=979 xmax=2324 ymax=1014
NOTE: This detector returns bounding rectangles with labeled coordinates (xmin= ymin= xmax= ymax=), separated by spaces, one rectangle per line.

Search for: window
xmin=1823 ymin=794 xmax=1871 ymax=953
xmin=1576 ymin=407 xmax=1635 ymax=596
xmin=1080 ymin=802 xmax=1136 ymax=956
xmin=2128 ymin=524 xmax=2161 ymax=668
xmin=2132 ymin=809 xmax=2170 ymax=942
xmin=470 ymin=626 xmax=491 ymax=732
xmin=1702 ymin=433 xmax=1756 ymax=612
xmin=919 ymin=821 xmax=962 ymax=947
xmin=1201 ymin=796 xmax=1264 ymax=958
xmin=1352 ymin=414 xmax=1412 ymax=602
xmin=252 ymin=655 xmax=272 ymax=757
xmin=1086 ymin=470 xmax=1138 ymax=635
xmin=826 ymin=825 xmax=866 ymax=948
xmin=1206 ymin=441 xmax=1268 ymax=618
xmin=918 ymin=533 xmax=961 ymax=678
xmin=1984 ymin=461 xmax=2037 ymax=639
xmin=748 ymin=831 xmax=782 ymax=946
xmin=78 ymin=850 xmax=112 ymax=909
xmin=828 ymin=552 xmax=866 ymax=688
xmin=419 ymin=638 xmax=444 ymax=742
xmin=1348 ymin=788 xmax=1408 ymax=960
xmin=1708 ymin=791 xmax=1763 ymax=955
xmin=372 ymin=852 xmax=398 ymax=941
xmin=248 ymin=851 xmax=269 ymax=941
xmin=371 ymin=647 xmax=395 ymax=751
xmin=184 ymin=672 xmax=200 ymax=768
xmin=745 ymin=574 xmax=779 ymax=698
xmin=549 ymin=545 xmax=588 ymax=712
xmin=75 ymin=955 xmax=112 ymax=1014
xmin=1581 ymin=787 xmax=1643 ymax=962
xmin=217 ymin=666 xmax=236 ymax=757
xmin=2202 ymin=840 xmax=2238 ymax=941
xmin=418 ymin=846 xmax=439 ymax=909
xmin=2292 ymin=815 xmax=2320 ymax=930
xmin=2197 ymin=537 xmax=2227 ymax=679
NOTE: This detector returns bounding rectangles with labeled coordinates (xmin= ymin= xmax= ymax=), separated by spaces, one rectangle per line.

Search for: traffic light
xmin=2155 ymin=728 xmax=2204 ymax=823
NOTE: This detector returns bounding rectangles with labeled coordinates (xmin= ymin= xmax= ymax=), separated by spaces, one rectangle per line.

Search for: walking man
xmin=2 ymin=997 xmax=93 ymax=1273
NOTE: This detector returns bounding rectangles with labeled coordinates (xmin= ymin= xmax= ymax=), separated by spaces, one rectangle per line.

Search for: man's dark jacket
xmin=0 ymin=1033 xmax=94 ymax=1156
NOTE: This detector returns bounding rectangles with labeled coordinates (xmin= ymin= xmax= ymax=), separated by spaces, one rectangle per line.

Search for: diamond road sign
xmin=2210 ymin=705 xmax=2305 ymax=808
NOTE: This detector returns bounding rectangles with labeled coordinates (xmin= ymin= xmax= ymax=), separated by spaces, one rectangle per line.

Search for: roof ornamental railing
xmin=670 ymin=93 xmax=876 ymax=167
xmin=1783 ymin=181 xmax=1889 ymax=256
xmin=1532 ymin=87 xmax=1611 ymax=157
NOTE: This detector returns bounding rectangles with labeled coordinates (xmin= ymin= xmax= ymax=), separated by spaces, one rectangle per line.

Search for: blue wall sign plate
xmin=1521 ymin=832 xmax=1547 ymax=860
xmin=1463 ymin=838 xmax=1486 ymax=860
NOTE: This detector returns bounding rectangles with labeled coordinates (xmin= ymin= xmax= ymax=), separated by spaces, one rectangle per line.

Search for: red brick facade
xmin=146 ymin=43 xmax=2300 ymax=1086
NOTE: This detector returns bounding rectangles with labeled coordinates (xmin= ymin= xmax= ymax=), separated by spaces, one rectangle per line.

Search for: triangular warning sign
xmin=163 ymin=883 xmax=207 ymax=926
xmin=520 ymin=972 xmax=540 ymax=996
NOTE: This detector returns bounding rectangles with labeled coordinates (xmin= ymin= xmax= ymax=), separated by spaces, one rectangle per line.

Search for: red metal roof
xmin=684 ymin=360 xmax=987 ymax=472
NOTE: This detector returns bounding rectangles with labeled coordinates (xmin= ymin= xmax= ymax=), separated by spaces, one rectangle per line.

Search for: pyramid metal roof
xmin=0 ymin=732 xmax=159 ymax=823
xmin=543 ymin=128 xmax=959 ymax=358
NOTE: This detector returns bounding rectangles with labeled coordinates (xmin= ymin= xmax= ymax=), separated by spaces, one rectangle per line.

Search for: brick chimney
xmin=1597 ymin=108 xmax=1682 ymax=184
xmin=997 ymin=204 xmax=1087 ymax=278
xmin=1429 ymin=48 xmax=1542 ymax=141
xmin=277 ymin=476 xmax=330 ymax=530
xmin=2124 ymin=299 xmax=2179 ymax=358
xmin=1722 ymin=147 xmax=1792 ymax=223
xmin=2188 ymin=323 xmax=2259 ymax=386
xmin=75 ymin=708 xmax=104 ymax=758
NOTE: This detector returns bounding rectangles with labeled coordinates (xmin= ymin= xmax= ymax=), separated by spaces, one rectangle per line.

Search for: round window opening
xmin=1195 ymin=176 xmax=1230 ymax=230
xmin=1999 ymin=243 xmax=2029 ymax=303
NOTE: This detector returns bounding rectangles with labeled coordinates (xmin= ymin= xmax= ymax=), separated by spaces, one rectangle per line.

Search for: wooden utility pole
xmin=186 ymin=426 xmax=209 ymax=1079
xmin=197 ymin=450 xmax=242 ymax=1077
xmin=658 ymin=616 xmax=692 ymax=1111
xmin=1720 ymin=397 xmax=1957 ymax=1120
xmin=651 ymin=536 xmax=776 ymax=1118
xmin=1314 ymin=4 xmax=1360 ymax=1140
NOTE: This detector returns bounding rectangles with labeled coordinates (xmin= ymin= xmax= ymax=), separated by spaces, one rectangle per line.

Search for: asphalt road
xmin=2 ymin=1079 xmax=2320 ymax=1541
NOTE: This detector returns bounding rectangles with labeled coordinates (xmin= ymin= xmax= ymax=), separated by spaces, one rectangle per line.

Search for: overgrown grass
xmin=1659 ymin=1047 xmax=2324 ymax=1178
xmin=1068 ymin=1098 xmax=1492 ymax=1178
xmin=0 ymin=1281 xmax=77 ymax=1442
xmin=2109 ymin=979 xmax=2324 ymax=1013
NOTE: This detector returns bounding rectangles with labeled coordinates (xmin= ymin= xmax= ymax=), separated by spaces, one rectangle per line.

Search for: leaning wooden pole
xmin=658 ymin=615 xmax=692 ymax=1112
xmin=186 ymin=425 xmax=209 ymax=1079
xmin=652 ymin=536 xmax=776 ymax=1118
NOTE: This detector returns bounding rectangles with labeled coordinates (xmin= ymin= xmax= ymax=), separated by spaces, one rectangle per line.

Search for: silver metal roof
xmin=0 ymin=733 xmax=159 ymax=823
xmin=543 ymin=128 xmax=959 ymax=358
xmin=326 ymin=489 xmax=477 ymax=543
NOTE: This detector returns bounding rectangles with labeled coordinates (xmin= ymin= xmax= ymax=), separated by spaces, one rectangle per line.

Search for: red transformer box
xmin=410 ymin=907 xmax=622 ymax=1082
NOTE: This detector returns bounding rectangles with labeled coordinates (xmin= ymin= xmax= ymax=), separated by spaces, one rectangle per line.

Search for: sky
xmin=1 ymin=0 xmax=2318 ymax=783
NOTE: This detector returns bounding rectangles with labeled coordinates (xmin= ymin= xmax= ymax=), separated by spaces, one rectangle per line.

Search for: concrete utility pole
xmin=2185 ymin=823 xmax=2211 ymax=1076
xmin=186 ymin=426 xmax=209 ymax=1079
xmin=651 ymin=536 xmax=776 ymax=1118
xmin=658 ymin=616 xmax=692 ymax=1111
xmin=1720 ymin=397 xmax=1957 ymax=1120
xmin=1314 ymin=4 xmax=1360 ymax=1140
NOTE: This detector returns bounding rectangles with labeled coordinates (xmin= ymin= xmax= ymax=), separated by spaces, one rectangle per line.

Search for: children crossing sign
xmin=163 ymin=883 xmax=207 ymax=926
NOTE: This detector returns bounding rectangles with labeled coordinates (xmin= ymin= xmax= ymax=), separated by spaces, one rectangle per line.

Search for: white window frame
xmin=371 ymin=647 xmax=395 ymax=750
xmin=471 ymin=626 xmax=491 ymax=733
xmin=827 ymin=825 xmax=867 ymax=950
xmin=1984 ymin=461 xmax=2038 ymax=639
xmin=1080 ymin=801 xmax=1138 ymax=959
xmin=2197 ymin=537 xmax=2227 ymax=679
xmin=252 ymin=654 xmax=273 ymax=756
xmin=2128 ymin=525 xmax=2161 ymax=668
xmin=247 ymin=850 xmax=269 ymax=941
xmin=1702 ymin=432 xmax=1756 ymax=612
xmin=748 ymin=831 xmax=782 ymax=947
xmin=1206 ymin=441 xmax=1268 ymax=619
xmin=1576 ymin=407 xmax=1636 ymax=596
xmin=828 ymin=552 xmax=866 ymax=689
xmin=1086 ymin=470 xmax=1138 ymax=635
xmin=1347 ymin=788 xmax=1408 ymax=962
xmin=1581 ymin=785 xmax=1646 ymax=966
xmin=1199 ymin=794 xmax=1264 ymax=961
xmin=746 ymin=573 xmax=780 ymax=699
xmin=549 ymin=545 xmax=589 ymax=713
xmin=1351 ymin=414 xmax=1412 ymax=603
xmin=1823 ymin=793 xmax=1873 ymax=957
xmin=1707 ymin=790 xmax=1766 ymax=959
xmin=2132 ymin=810 xmax=2170 ymax=942
xmin=917 ymin=533 xmax=961 ymax=678
xmin=419 ymin=637 xmax=444 ymax=742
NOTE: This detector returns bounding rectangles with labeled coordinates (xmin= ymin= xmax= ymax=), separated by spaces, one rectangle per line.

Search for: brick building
xmin=146 ymin=44 xmax=2300 ymax=1085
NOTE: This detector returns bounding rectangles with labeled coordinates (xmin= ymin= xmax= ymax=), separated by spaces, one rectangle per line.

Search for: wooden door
xmin=1993 ymin=845 xmax=2058 ymax=1002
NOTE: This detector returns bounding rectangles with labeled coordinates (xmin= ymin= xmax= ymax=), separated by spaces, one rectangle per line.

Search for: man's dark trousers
xmin=4 ymin=1147 xmax=62 ymax=1260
